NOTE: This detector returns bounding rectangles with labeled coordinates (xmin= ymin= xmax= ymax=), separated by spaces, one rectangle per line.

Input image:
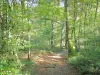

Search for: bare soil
xmin=20 ymin=52 xmax=79 ymax=75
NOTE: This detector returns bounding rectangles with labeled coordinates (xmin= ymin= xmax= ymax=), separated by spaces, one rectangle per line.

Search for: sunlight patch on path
xmin=20 ymin=52 xmax=79 ymax=75
xmin=32 ymin=53 xmax=78 ymax=75
xmin=33 ymin=54 xmax=64 ymax=66
xmin=47 ymin=55 xmax=62 ymax=59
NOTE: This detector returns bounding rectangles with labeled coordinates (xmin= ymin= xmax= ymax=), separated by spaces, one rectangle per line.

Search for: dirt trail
xmin=30 ymin=52 xmax=79 ymax=75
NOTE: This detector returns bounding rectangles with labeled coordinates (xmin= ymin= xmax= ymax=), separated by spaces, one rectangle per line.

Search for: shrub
xmin=69 ymin=48 xmax=100 ymax=75
xmin=0 ymin=58 xmax=20 ymax=75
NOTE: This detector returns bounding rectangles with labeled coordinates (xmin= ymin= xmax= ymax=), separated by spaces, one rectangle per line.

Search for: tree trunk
xmin=73 ymin=0 xmax=78 ymax=51
xmin=60 ymin=22 xmax=64 ymax=49
xmin=28 ymin=32 xmax=31 ymax=60
xmin=93 ymin=0 xmax=99 ymax=47
xmin=64 ymin=0 xmax=69 ymax=55
xmin=51 ymin=19 xmax=54 ymax=49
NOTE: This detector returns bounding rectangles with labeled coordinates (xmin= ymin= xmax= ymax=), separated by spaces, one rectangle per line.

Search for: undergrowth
xmin=69 ymin=48 xmax=100 ymax=75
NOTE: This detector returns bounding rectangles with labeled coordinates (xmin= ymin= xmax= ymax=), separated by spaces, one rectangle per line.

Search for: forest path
xmin=21 ymin=51 xmax=79 ymax=75
xmin=32 ymin=52 xmax=78 ymax=75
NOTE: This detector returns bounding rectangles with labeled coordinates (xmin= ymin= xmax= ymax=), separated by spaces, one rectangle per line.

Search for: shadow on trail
xmin=20 ymin=52 xmax=79 ymax=75
xmin=20 ymin=59 xmax=36 ymax=75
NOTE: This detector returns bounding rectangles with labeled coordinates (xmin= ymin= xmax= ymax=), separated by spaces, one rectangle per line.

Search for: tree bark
xmin=60 ymin=22 xmax=64 ymax=49
xmin=93 ymin=0 xmax=99 ymax=47
xmin=73 ymin=0 xmax=78 ymax=51
xmin=64 ymin=0 xmax=69 ymax=55
xmin=51 ymin=19 xmax=54 ymax=49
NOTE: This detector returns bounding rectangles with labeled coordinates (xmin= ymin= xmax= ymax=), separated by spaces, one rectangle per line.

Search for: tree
xmin=64 ymin=0 xmax=69 ymax=55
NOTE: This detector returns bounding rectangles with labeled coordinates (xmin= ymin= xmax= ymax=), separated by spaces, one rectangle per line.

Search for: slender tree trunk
xmin=94 ymin=0 xmax=99 ymax=47
xmin=77 ymin=20 xmax=81 ymax=50
xmin=0 ymin=1 xmax=8 ymax=50
xmin=73 ymin=0 xmax=78 ymax=51
xmin=51 ymin=19 xmax=54 ymax=49
xmin=26 ymin=2 xmax=31 ymax=60
xmin=83 ymin=6 xmax=87 ymax=49
xmin=64 ymin=0 xmax=69 ymax=55
xmin=60 ymin=22 xmax=64 ymax=49
xmin=27 ymin=23 xmax=31 ymax=59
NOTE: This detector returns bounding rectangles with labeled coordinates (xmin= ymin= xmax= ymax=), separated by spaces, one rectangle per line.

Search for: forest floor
xmin=20 ymin=51 xmax=79 ymax=75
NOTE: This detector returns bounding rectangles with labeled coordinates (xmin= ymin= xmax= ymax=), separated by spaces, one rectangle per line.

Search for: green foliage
xmin=0 ymin=0 xmax=100 ymax=74
xmin=0 ymin=57 xmax=20 ymax=75
xmin=69 ymin=45 xmax=100 ymax=74
xmin=20 ymin=59 xmax=35 ymax=75
xmin=68 ymin=40 xmax=76 ymax=56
